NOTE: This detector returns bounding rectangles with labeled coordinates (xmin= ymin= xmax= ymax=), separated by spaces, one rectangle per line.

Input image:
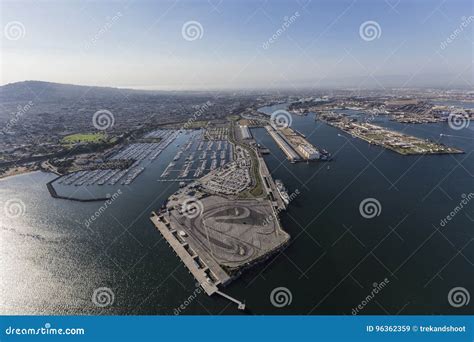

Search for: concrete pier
xmin=150 ymin=212 xmax=246 ymax=310
xmin=216 ymin=291 xmax=245 ymax=310
xmin=257 ymin=153 xmax=286 ymax=212
xmin=265 ymin=126 xmax=300 ymax=162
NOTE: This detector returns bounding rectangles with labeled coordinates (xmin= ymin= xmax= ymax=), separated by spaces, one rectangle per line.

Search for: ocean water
xmin=1 ymin=106 xmax=472 ymax=315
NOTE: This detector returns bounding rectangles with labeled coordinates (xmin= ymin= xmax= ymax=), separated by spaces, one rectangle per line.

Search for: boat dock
xmin=265 ymin=125 xmax=331 ymax=161
xmin=216 ymin=291 xmax=246 ymax=310
xmin=150 ymin=212 xmax=246 ymax=310
xmin=265 ymin=125 xmax=300 ymax=162
xmin=257 ymin=153 xmax=286 ymax=211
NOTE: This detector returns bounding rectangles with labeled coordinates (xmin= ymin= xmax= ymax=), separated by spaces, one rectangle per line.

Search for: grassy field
xmin=62 ymin=132 xmax=107 ymax=144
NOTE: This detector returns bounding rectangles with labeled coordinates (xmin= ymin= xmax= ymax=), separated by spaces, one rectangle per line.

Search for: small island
xmin=317 ymin=112 xmax=463 ymax=155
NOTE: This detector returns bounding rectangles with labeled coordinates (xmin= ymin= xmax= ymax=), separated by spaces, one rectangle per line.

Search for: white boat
xmin=275 ymin=179 xmax=290 ymax=205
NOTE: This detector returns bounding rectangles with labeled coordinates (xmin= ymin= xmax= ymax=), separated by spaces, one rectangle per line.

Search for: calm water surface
xmin=1 ymin=106 xmax=473 ymax=315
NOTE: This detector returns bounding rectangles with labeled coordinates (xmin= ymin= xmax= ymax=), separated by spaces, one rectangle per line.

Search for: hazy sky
xmin=1 ymin=0 xmax=473 ymax=90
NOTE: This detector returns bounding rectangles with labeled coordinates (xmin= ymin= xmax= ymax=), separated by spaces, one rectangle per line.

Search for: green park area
xmin=62 ymin=132 xmax=107 ymax=145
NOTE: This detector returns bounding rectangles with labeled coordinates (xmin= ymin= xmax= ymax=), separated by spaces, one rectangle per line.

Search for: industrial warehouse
xmin=265 ymin=125 xmax=331 ymax=162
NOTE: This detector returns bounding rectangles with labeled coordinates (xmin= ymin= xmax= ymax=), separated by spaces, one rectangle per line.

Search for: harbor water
xmin=1 ymin=105 xmax=473 ymax=315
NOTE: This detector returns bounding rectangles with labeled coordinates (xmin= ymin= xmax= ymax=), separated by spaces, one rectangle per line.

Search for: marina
xmin=150 ymin=124 xmax=291 ymax=311
xmin=2 ymin=0 xmax=473 ymax=320
xmin=159 ymin=129 xmax=232 ymax=181
xmin=54 ymin=129 xmax=181 ymax=188
xmin=4 ymin=107 xmax=473 ymax=315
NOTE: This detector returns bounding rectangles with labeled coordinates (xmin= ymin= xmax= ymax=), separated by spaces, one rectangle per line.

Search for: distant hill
xmin=0 ymin=80 xmax=154 ymax=102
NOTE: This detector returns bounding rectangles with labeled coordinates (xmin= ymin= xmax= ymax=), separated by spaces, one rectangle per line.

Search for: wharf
xmin=257 ymin=153 xmax=286 ymax=211
xmin=264 ymin=126 xmax=300 ymax=162
xmin=150 ymin=212 xmax=246 ymax=310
